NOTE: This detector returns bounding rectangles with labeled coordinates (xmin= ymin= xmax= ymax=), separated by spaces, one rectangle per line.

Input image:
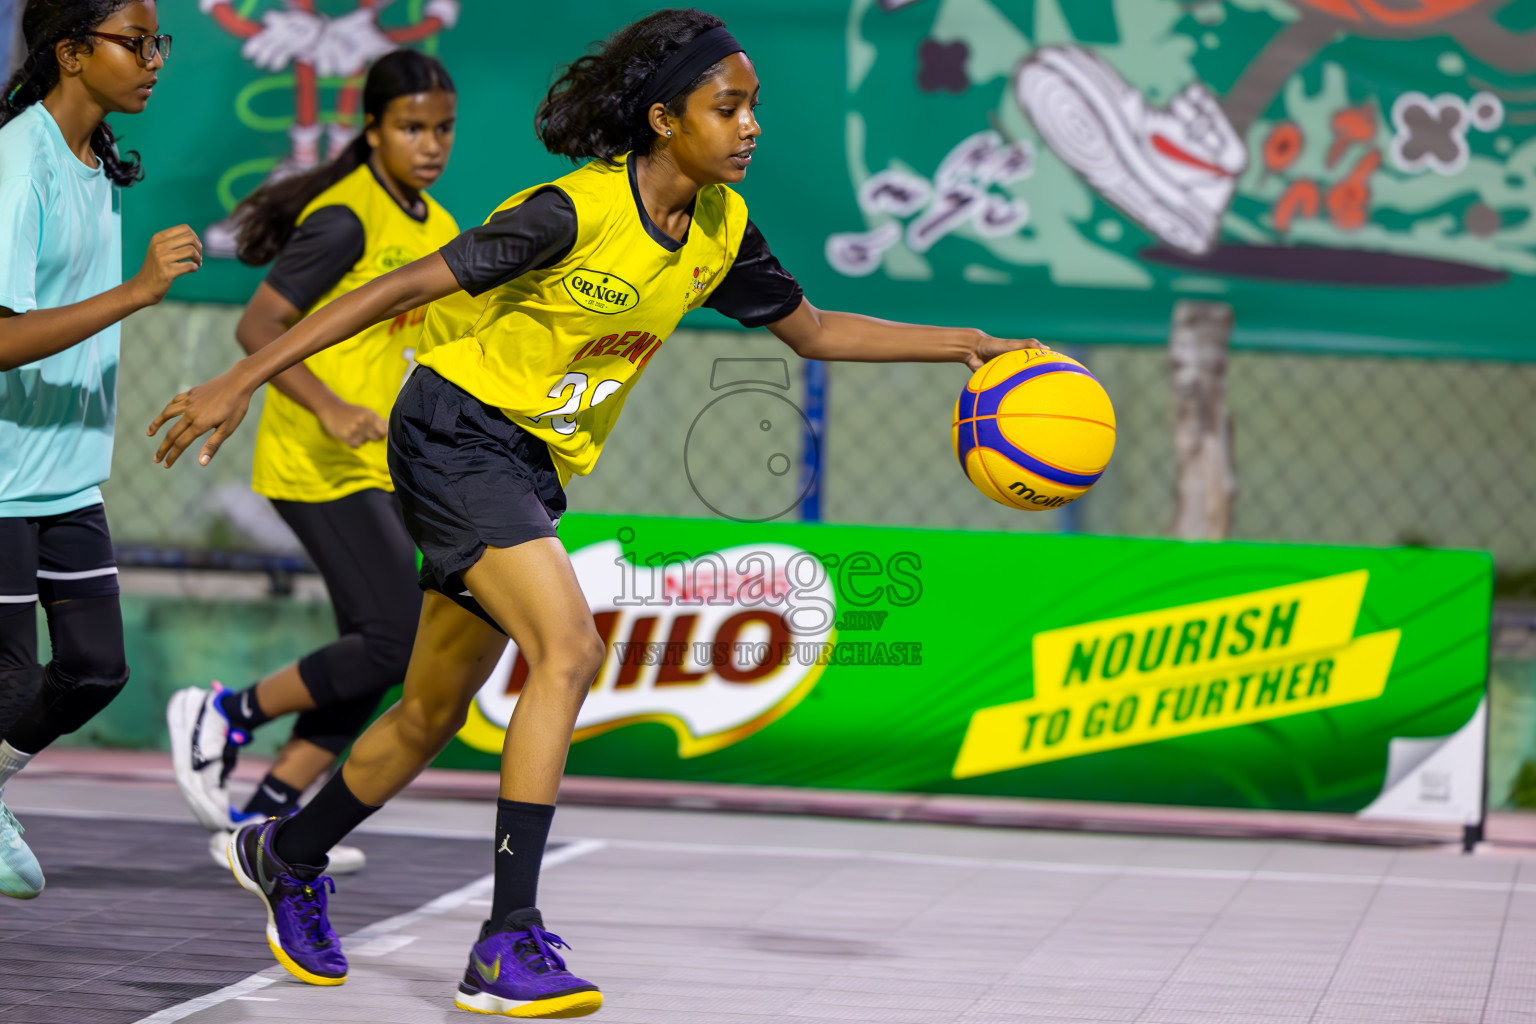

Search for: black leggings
xmin=0 ymin=505 xmax=129 ymax=752
xmin=274 ymin=488 xmax=422 ymax=754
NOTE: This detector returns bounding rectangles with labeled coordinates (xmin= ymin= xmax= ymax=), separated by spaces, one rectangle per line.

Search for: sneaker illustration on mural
xmin=1016 ymin=45 xmax=1247 ymax=256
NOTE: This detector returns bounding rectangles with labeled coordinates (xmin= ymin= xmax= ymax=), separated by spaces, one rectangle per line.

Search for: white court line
xmin=575 ymin=837 xmax=1536 ymax=895
xmin=129 ymin=976 xmax=278 ymax=1023
xmin=350 ymin=934 xmax=419 ymax=958
xmin=17 ymin=802 xmax=1529 ymax=895
xmin=128 ymin=839 xmax=607 ymax=1024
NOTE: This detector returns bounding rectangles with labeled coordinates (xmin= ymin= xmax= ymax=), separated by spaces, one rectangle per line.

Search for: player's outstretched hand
xmin=317 ymin=399 xmax=388 ymax=448
xmin=966 ymin=335 xmax=1048 ymax=372
xmin=147 ymin=369 xmax=253 ymax=468
xmin=132 ymin=225 xmax=203 ymax=307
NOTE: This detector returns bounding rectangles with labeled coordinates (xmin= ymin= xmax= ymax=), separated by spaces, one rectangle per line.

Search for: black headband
xmin=638 ymin=26 xmax=744 ymax=111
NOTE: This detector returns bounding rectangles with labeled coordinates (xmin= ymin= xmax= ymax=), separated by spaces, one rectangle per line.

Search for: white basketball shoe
xmin=167 ymin=684 xmax=244 ymax=832
xmin=207 ymin=825 xmax=366 ymax=874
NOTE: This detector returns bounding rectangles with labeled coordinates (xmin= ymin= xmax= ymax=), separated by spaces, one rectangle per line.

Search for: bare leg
xmin=250 ymin=662 xmax=317 ymax=718
xmin=267 ymin=737 xmax=336 ymax=791
xmin=458 ymin=539 xmax=606 ymax=804
xmin=336 ymin=591 xmax=507 ymax=806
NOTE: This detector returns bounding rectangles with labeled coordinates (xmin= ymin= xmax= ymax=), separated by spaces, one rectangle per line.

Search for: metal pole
xmin=800 ymin=360 xmax=828 ymax=522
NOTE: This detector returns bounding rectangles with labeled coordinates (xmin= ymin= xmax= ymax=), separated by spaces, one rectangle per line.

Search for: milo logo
xmin=564 ymin=269 xmax=639 ymax=315
xmin=459 ymin=541 xmax=835 ymax=758
xmin=375 ymin=246 xmax=416 ymax=273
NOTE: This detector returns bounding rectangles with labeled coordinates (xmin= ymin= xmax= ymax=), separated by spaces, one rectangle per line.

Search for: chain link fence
xmin=106 ymin=302 xmax=1536 ymax=589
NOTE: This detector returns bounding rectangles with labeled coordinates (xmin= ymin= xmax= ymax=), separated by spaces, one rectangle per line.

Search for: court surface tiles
xmin=5 ymin=774 xmax=1536 ymax=1023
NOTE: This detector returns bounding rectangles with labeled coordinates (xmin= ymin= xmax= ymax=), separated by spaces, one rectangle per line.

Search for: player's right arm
xmin=149 ymin=252 xmax=462 ymax=468
xmin=0 ymin=225 xmax=202 ymax=372
xmin=150 ymin=189 xmax=578 ymax=468
xmin=234 ymin=283 xmax=386 ymax=449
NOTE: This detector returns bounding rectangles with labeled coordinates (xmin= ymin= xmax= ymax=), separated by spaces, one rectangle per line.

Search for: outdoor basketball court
xmin=5 ymin=760 xmax=1536 ymax=1024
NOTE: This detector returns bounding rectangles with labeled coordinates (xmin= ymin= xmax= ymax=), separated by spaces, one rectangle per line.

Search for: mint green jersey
xmin=0 ymin=104 xmax=122 ymax=517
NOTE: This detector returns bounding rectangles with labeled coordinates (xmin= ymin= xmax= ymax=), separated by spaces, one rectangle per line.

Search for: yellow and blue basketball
xmin=951 ymin=349 xmax=1116 ymax=510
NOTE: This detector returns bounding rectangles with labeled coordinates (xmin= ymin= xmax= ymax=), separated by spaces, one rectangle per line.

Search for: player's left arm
xmin=767 ymin=298 xmax=1043 ymax=373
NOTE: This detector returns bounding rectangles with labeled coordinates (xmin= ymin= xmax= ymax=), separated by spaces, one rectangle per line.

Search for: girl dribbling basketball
xmin=149 ymin=8 xmax=1040 ymax=1015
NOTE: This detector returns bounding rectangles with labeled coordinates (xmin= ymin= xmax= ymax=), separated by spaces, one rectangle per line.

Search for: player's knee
xmin=37 ymin=663 xmax=131 ymax=736
xmin=396 ymin=692 xmax=467 ymax=751
xmin=527 ymin=631 xmax=606 ymax=698
xmin=361 ymin=622 xmax=414 ymax=688
xmin=51 ymin=656 xmax=129 ymax=697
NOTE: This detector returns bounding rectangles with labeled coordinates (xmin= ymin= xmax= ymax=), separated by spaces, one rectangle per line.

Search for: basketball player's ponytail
xmin=232 ymin=49 xmax=455 ymax=266
xmin=536 ymin=8 xmax=727 ymax=164
xmin=0 ymin=0 xmax=144 ymax=187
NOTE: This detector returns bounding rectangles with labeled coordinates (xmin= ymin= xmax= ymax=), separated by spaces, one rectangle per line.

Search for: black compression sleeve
xmin=264 ymin=206 xmax=367 ymax=311
xmin=439 ymin=188 xmax=578 ymax=296
xmin=704 ymin=220 xmax=804 ymax=329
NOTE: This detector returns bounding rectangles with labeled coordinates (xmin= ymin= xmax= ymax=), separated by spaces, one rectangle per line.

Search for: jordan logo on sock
xmin=497 ymin=836 xmax=514 ymax=856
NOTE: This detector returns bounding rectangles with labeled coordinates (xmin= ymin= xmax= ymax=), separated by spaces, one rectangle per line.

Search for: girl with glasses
xmin=0 ymin=0 xmax=200 ymax=900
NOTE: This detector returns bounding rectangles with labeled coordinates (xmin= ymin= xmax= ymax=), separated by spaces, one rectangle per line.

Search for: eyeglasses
xmin=90 ymin=32 xmax=173 ymax=63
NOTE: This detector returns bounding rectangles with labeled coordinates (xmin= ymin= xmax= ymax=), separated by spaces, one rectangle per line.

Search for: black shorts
xmin=388 ymin=367 xmax=566 ymax=631
xmin=0 ymin=503 xmax=120 ymax=607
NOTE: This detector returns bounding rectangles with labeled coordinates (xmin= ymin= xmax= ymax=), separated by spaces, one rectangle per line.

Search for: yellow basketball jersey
xmin=251 ymin=164 xmax=459 ymax=503
xmin=416 ymin=154 xmax=749 ymax=484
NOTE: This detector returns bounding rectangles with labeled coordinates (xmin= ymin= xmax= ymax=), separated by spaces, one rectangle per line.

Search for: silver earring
xmin=665 ymin=129 xmax=673 ymax=136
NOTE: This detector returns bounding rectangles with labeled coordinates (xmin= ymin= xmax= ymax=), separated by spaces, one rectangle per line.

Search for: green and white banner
xmin=441 ymin=514 xmax=1492 ymax=826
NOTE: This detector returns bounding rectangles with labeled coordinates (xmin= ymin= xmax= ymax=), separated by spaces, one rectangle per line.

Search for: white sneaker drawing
xmin=1017 ymin=45 xmax=1246 ymax=255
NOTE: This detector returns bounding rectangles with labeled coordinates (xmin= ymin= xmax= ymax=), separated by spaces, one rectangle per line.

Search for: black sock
xmin=272 ymin=770 xmax=377 ymax=869
xmin=489 ymin=799 xmax=556 ymax=929
xmin=243 ymin=772 xmax=302 ymax=820
xmin=219 ymin=685 xmax=272 ymax=737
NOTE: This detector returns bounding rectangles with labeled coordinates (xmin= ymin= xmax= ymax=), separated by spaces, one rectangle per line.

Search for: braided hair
xmin=0 ymin=0 xmax=143 ymax=187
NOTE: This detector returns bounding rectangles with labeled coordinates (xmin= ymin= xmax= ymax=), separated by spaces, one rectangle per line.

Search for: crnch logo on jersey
xmin=564 ymin=268 xmax=640 ymax=315
xmin=458 ymin=541 xmax=836 ymax=758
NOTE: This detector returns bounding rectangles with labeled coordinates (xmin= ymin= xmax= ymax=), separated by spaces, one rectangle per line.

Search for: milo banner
xmin=56 ymin=0 xmax=1536 ymax=360
xmin=439 ymin=515 xmax=1492 ymax=826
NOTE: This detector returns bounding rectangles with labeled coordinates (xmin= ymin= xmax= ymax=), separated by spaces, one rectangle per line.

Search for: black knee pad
xmin=41 ymin=664 xmax=129 ymax=734
xmin=365 ymin=626 xmax=414 ymax=684
xmin=0 ymin=665 xmax=45 ymax=747
xmin=290 ymin=691 xmax=387 ymax=755
xmin=5 ymin=663 xmax=130 ymax=751
xmin=0 ymin=601 xmax=40 ymax=673
xmin=45 ymin=596 xmax=127 ymax=686
xmin=5 ymin=595 xmax=129 ymax=751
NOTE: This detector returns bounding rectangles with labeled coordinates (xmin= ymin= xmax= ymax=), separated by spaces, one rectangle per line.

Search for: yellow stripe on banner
xmin=1032 ymin=571 xmax=1369 ymax=696
xmin=953 ymin=628 xmax=1399 ymax=779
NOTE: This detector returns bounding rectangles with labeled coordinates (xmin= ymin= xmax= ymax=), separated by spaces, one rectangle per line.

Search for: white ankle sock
xmin=0 ymin=741 xmax=36 ymax=790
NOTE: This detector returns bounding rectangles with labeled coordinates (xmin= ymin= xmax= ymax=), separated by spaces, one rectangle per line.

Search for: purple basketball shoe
xmin=455 ymin=908 xmax=602 ymax=1017
xmin=227 ymin=818 xmax=348 ymax=985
